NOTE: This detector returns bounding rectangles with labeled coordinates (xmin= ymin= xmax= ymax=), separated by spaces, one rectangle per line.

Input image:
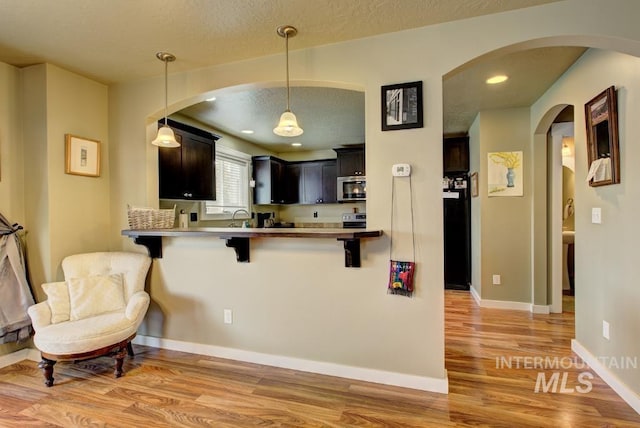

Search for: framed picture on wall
xmin=65 ymin=134 xmax=101 ymax=177
xmin=487 ymin=151 xmax=523 ymax=197
xmin=584 ymin=86 xmax=620 ymax=186
xmin=381 ymin=81 xmax=423 ymax=131
xmin=470 ymin=172 xmax=478 ymax=197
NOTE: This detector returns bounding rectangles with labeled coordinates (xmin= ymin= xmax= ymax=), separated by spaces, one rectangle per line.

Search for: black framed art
xmin=381 ymin=81 xmax=423 ymax=131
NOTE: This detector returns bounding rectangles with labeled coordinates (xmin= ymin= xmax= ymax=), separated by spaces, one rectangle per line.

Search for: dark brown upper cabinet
xmin=298 ymin=160 xmax=337 ymax=204
xmin=334 ymin=146 xmax=365 ymax=177
xmin=158 ymin=119 xmax=219 ymax=200
xmin=443 ymin=136 xmax=469 ymax=174
xmin=253 ymin=156 xmax=291 ymax=205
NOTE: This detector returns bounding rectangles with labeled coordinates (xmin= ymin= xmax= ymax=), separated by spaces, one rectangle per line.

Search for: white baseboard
xmin=133 ymin=335 xmax=449 ymax=394
xmin=572 ymin=339 xmax=640 ymax=415
xmin=477 ymin=298 xmax=532 ymax=311
xmin=0 ymin=348 xmax=40 ymax=369
xmin=531 ymin=304 xmax=551 ymax=314
xmin=469 ymin=286 xmax=549 ymax=313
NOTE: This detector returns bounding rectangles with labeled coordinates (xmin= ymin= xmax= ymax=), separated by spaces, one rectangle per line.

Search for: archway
xmin=143 ymin=80 xmax=366 ymax=208
xmin=532 ymin=104 xmax=573 ymax=314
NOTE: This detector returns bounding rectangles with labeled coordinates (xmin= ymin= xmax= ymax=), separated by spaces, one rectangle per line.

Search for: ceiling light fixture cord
xmin=273 ymin=25 xmax=302 ymax=137
xmin=163 ymin=56 xmax=169 ymax=125
xmin=285 ymin=30 xmax=290 ymax=112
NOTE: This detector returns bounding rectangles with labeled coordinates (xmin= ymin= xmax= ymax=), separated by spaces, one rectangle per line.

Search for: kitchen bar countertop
xmin=122 ymin=227 xmax=381 ymax=239
xmin=122 ymin=227 xmax=383 ymax=267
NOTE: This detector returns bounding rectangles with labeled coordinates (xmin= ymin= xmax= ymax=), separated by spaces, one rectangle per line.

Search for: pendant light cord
xmin=163 ymin=58 xmax=169 ymax=126
xmin=285 ymin=32 xmax=291 ymax=112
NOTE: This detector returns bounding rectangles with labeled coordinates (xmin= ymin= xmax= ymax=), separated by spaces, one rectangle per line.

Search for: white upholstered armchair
xmin=27 ymin=252 xmax=151 ymax=386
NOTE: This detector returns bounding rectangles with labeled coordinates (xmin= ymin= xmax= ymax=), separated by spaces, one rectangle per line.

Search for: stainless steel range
xmin=342 ymin=212 xmax=366 ymax=229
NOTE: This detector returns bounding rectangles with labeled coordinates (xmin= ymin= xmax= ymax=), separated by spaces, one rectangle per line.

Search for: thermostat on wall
xmin=392 ymin=163 xmax=411 ymax=177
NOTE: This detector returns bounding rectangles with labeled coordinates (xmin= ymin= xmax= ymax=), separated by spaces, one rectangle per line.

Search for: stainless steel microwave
xmin=337 ymin=176 xmax=366 ymax=202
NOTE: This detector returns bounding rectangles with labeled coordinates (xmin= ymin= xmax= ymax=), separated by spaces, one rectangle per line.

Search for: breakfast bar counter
xmin=122 ymin=227 xmax=383 ymax=267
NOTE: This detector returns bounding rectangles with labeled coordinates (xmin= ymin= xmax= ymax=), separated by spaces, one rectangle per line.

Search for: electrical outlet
xmin=592 ymin=207 xmax=602 ymax=224
xmin=603 ymin=320 xmax=610 ymax=340
xmin=492 ymin=274 xmax=501 ymax=285
xmin=224 ymin=309 xmax=233 ymax=325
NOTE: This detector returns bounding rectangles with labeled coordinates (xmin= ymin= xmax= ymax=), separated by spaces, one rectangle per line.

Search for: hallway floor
xmin=445 ymin=290 xmax=640 ymax=426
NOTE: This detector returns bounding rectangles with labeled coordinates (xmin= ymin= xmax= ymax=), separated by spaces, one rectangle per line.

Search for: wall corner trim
xmin=572 ymin=339 xmax=640 ymax=415
xmin=0 ymin=348 xmax=40 ymax=369
xmin=133 ymin=335 xmax=449 ymax=394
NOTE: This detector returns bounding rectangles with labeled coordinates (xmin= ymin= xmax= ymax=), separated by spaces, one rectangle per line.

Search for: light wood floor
xmin=1 ymin=291 xmax=639 ymax=427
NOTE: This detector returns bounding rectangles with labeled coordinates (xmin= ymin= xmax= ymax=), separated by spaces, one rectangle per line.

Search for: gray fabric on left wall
xmin=0 ymin=213 xmax=34 ymax=344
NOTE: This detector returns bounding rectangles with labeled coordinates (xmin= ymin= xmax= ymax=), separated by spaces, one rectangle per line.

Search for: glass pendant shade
xmin=152 ymin=51 xmax=179 ymax=148
xmin=152 ymin=125 xmax=180 ymax=147
xmin=274 ymin=110 xmax=304 ymax=137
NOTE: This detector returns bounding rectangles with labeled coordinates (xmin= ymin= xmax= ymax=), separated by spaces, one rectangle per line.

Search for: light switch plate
xmin=492 ymin=274 xmax=501 ymax=285
xmin=603 ymin=320 xmax=610 ymax=340
xmin=592 ymin=207 xmax=602 ymax=224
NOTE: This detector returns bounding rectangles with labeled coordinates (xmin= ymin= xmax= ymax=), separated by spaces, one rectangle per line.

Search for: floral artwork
xmin=487 ymin=151 xmax=523 ymax=197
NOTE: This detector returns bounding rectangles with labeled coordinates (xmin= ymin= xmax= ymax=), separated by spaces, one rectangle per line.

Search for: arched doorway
xmin=532 ymin=104 xmax=574 ymax=314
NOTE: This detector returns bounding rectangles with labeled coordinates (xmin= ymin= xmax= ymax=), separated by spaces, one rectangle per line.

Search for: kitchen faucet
xmin=231 ymin=209 xmax=250 ymax=227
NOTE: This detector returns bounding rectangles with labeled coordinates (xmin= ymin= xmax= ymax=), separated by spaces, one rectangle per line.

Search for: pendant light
xmin=273 ymin=25 xmax=303 ymax=137
xmin=151 ymin=51 xmax=180 ymax=147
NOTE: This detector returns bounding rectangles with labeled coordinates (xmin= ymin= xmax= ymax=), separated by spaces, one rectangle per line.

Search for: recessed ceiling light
xmin=486 ymin=75 xmax=508 ymax=85
xmin=206 ymin=96 xmax=217 ymax=102
xmin=291 ymin=142 xmax=302 ymax=147
xmin=241 ymin=129 xmax=254 ymax=134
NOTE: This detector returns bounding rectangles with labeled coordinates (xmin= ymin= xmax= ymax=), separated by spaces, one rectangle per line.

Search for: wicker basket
xmin=127 ymin=205 xmax=176 ymax=229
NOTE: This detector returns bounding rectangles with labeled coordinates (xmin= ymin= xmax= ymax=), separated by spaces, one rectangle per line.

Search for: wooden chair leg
xmin=38 ymin=357 xmax=56 ymax=387
xmin=113 ymin=347 xmax=128 ymax=378
xmin=126 ymin=341 xmax=134 ymax=357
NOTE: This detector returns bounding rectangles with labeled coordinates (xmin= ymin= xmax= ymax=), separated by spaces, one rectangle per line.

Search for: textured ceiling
xmin=443 ymin=46 xmax=586 ymax=135
xmin=178 ymin=87 xmax=365 ymax=153
xmin=175 ymin=46 xmax=584 ymax=151
xmin=0 ymin=0 xmax=559 ymax=84
xmin=0 ymin=0 xmax=571 ymax=150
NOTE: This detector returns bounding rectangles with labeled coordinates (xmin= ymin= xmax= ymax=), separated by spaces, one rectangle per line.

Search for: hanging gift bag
xmin=388 ymin=175 xmax=416 ymax=296
xmin=389 ymin=260 xmax=416 ymax=295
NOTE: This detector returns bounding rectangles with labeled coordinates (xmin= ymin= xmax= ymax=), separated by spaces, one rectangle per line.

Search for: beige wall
xmin=22 ymin=64 xmax=109 ymax=293
xmin=22 ymin=65 xmax=50 ymax=295
xmin=532 ymin=47 xmax=640 ymax=393
xmin=476 ymin=108 xmax=532 ymax=302
xmin=0 ymin=62 xmax=24 ymax=223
